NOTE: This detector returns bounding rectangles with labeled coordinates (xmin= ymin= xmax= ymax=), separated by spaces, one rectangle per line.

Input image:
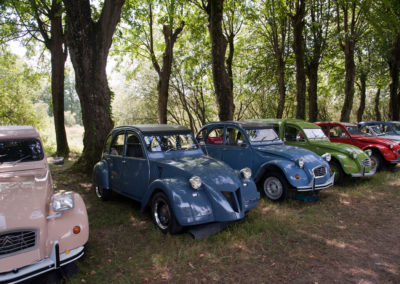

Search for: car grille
xmin=362 ymin=158 xmax=371 ymax=167
xmin=313 ymin=166 xmax=326 ymax=177
xmin=0 ymin=230 xmax=37 ymax=257
xmin=221 ymin=189 xmax=241 ymax=213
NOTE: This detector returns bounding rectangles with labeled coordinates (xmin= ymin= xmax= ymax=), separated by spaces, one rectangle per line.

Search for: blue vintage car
xmin=358 ymin=121 xmax=400 ymax=137
xmin=93 ymin=124 xmax=259 ymax=234
xmin=196 ymin=121 xmax=334 ymax=201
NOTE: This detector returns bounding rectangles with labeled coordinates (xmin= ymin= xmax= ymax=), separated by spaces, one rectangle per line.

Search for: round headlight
xmin=189 ymin=176 xmax=202 ymax=190
xmin=390 ymin=144 xmax=394 ymax=150
xmin=51 ymin=192 xmax=74 ymax=212
xmin=365 ymin=149 xmax=372 ymax=157
xmin=352 ymin=152 xmax=357 ymax=159
xmin=322 ymin=153 xmax=331 ymax=162
xmin=297 ymin=158 xmax=304 ymax=168
xmin=240 ymin=167 xmax=252 ymax=179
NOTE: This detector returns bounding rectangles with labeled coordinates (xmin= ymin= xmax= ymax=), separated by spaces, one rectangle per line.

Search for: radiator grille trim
xmin=0 ymin=229 xmax=38 ymax=258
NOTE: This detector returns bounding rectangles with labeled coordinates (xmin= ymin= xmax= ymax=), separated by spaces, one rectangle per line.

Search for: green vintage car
xmin=253 ymin=119 xmax=374 ymax=184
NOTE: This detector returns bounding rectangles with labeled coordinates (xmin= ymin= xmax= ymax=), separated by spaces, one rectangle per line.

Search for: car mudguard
xmin=93 ymin=160 xmax=110 ymax=189
xmin=141 ymin=178 xmax=214 ymax=226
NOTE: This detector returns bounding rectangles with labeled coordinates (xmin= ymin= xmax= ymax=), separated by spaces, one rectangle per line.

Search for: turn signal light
xmin=295 ymin=174 xmax=300 ymax=179
xmin=73 ymin=226 xmax=81 ymax=234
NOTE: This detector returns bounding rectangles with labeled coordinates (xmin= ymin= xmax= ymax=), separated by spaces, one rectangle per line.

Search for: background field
xmin=49 ymin=161 xmax=400 ymax=283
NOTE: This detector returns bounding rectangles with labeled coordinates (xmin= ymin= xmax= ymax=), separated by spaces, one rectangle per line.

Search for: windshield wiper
xmin=11 ymin=155 xmax=32 ymax=166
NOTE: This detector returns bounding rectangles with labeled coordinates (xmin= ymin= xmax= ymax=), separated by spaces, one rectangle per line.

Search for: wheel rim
xmin=153 ymin=199 xmax=170 ymax=230
xmin=95 ymin=186 xmax=103 ymax=198
xmin=370 ymin=156 xmax=378 ymax=173
xmin=263 ymin=177 xmax=283 ymax=200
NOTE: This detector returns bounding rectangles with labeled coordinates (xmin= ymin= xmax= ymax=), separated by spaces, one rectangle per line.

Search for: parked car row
xmin=1 ymin=120 xmax=399 ymax=283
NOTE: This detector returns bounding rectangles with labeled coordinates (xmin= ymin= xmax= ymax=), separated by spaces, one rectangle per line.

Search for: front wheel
xmin=370 ymin=152 xmax=383 ymax=172
xmin=329 ymin=160 xmax=344 ymax=184
xmin=151 ymin=192 xmax=182 ymax=234
xmin=262 ymin=172 xmax=289 ymax=202
xmin=95 ymin=185 xmax=111 ymax=201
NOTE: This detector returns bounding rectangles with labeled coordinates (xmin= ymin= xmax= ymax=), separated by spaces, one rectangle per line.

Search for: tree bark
xmin=306 ymin=64 xmax=318 ymax=122
xmin=388 ymin=35 xmax=400 ymax=120
xmin=276 ymin=51 xmax=287 ymax=118
xmin=374 ymin=88 xmax=381 ymax=121
xmin=340 ymin=41 xmax=356 ymax=122
xmin=290 ymin=0 xmax=307 ymax=120
xmin=356 ymin=73 xmax=366 ymax=122
xmin=63 ymin=0 xmax=125 ymax=172
xmin=206 ymin=0 xmax=234 ymax=121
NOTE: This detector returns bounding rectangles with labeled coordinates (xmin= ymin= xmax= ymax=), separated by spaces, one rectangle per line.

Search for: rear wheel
xmin=329 ymin=160 xmax=344 ymax=184
xmin=95 ymin=185 xmax=111 ymax=201
xmin=151 ymin=192 xmax=182 ymax=234
xmin=370 ymin=151 xmax=383 ymax=172
xmin=262 ymin=172 xmax=288 ymax=202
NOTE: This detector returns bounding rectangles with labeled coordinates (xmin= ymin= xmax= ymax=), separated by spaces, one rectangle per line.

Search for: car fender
xmin=363 ymin=145 xmax=395 ymax=161
xmin=142 ymin=178 xmax=214 ymax=226
xmin=93 ymin=160 xmax=110 ymax=189
xmin=47 ymin=193 xmax=89 ymax=256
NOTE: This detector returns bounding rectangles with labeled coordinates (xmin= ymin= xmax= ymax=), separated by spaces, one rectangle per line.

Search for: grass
xmin=49 ymin=162 xmax=400 ymax=283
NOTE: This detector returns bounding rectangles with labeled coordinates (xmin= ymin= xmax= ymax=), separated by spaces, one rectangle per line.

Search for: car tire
xmin=95 ymin=185 xmax=111 ymax=201
xmin=151 ymin=192 xmax=182 ymax=234
xmin=262 ymin=172 xmax=288 ymax=202
xmin=329 ymin=160 xmax=344 ymax=184
xmin=370 ymin=151 xmax=383 ymax=172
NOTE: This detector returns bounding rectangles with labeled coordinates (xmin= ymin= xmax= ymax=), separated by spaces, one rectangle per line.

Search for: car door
xmin=222 ymin=126 xmax=253 ymax=170
xmin=283 ymin=124 xmax=307 ymax=148
xmin=204 ymin=126 xmax=224 ymax=160
xmin=108 ymin=131 xmax=126 ymax=193
xmin=121 ymin=131 xmax=150 ymax=200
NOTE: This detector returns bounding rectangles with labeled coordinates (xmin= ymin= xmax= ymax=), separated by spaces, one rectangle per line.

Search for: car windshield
xmin=390 ymin=122 xmax=400 ymax=131
xmin=303 ymin=128 xmax=328 ymax=140
xmin=0 ymin=139 xmax=44 ymax=165
xmin=245 ymin=128 xmax=280 ymax=143
xmin=346 ymin=126 xmax=364 ymax=135
xmin=144 ymin=134 xmax=198 ymax=152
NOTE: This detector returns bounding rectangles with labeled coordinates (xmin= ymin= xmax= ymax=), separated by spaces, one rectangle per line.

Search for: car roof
xmin=255 ymin=118 xmax=321 ymax=129
xmin=0 ymin=125 xmax=40 ymax=139
xmin=317 ymin=121 xmax=357 ymax=127
xmin=113 ymin=124 xmax=192 ymax=135
xmin=203 ymin=121 xmax=273 ymax=129
xmin=359 ymin=121 xmax=388 ymax=125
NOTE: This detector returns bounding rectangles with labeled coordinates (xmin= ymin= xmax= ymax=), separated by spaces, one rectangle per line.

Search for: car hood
xmin=154 ymin=155 xmax=240 ymax=190
xmin=352 ymin=136 xmax=396 ymax=147
xmin=0 ymin=168 xmax=51 ymax=231
xmin=254 ymin=144 xmax=323 ymax=163
xmin=310 ymin=141 xmax=365 ymax=157
xmin=373 ymin=134 xmax=400 ymax=142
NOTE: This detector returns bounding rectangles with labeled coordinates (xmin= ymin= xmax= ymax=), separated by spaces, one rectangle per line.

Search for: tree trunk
xmin=291 ymin=0 xmax=307 ymax=120
xmin=388 ymin=35 xmax=400 ymax=120
xmin=276 ymin=53 xmax=286 ymax=118
xmin=307 ymin=63 xmax=319 ymax=122
xmin=374 ymin=88 xmax=381 ymax=121
xmin=357 ymin=73 xmax=366 ymax=122
xmin=63 ymin=0 xmax=125 ymax=172
xmin=49 ymin=0 xmax=69 ymax=157
xmin=340 ymin=41 xmax=356 ymax=122
xmin=207 ymin=0 xmax=234 ymax=121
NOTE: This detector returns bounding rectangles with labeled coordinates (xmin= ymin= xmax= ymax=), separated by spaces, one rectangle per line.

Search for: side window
xmin=110 ymin=133 xmax=125 ymax=156
xmin=196 ymin=129 xmax=208 ymax=144
xmin=284 ymin=125 xmax=300 ymax=142
xmin=206 ymin=127 xmax=224 ymax=145
xmin=320 ymin=126 xmax=328 ymax=136
xmin=272 ymin=125 xmax=280 ymax=134
xmin=226 ymin=127 xmax=245 ymax=146
xmin=126 ymin=133 xmax=144 ymax=158
xmin=330 ymin=126 xmax=347 ymax=138
xmin=103 ymin=134 xmax=113 ymax=154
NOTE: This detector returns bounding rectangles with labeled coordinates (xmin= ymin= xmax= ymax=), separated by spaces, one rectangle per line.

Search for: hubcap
xmin=264 ymin=177 xmax=283 ymax=200
xmin=370 ymin=156 xmax=378 ymax=172
xmin=154 ymin=200 xmax=170 ymax=230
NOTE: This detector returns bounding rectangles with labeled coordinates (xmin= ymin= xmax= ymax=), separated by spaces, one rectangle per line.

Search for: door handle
xmin=122 ymin=160 xmax=127 ymax=164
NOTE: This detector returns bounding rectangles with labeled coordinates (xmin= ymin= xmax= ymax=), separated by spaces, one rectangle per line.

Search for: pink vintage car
xmin=0 ymin=126 xmax=89 ymax=283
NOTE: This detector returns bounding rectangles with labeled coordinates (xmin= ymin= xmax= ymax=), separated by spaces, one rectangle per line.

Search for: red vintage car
xmin=316 ymin=122 xmax=400 ymax=172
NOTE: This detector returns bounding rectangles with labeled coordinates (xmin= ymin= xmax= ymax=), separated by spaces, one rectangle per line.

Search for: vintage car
xmin=358 ymin=121 xmax=400 ymax=142
xmin=196 ymin=121 xmax=334 ymax=202
xmin=0 ymin=126 xmax=89 ymax=283
xmin=316 ymin=122 xmax=400 ymax=171
xmin=92 ymin=124 xmax=259 ymax=235
xmin=259 ymin=119 xmax=374 ymax=184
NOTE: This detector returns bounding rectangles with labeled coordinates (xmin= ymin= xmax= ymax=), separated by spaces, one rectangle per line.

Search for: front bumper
xmin=0 ymin=243 xmax=84 ymax=284
xmin=351 ymin=166 xmax=375 ymax=177
xmin=389 ymin=158 xmax=400 ymax=164
xmin=296 ymin=173 xmax=335 ymax=192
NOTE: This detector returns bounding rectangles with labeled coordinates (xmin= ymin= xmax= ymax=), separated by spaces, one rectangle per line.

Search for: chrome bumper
xmin=351 ymin=165 xmax=375 ymax=177
xmin=0 ymin=243 xmax=85 ymax=284
xmin=389 ymin=158 xmax=400 ymax=164
xmin=296 ymin=173 xmax=335 ymax=192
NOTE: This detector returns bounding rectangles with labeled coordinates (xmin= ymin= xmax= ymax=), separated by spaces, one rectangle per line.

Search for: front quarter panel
xmin=93 ymin=159 xmax=110 ymax=189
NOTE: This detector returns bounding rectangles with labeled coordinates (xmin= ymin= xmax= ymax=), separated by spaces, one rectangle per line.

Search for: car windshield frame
xmin=303 ymin=128 xmax=329 ymax=140
xmin=345 ymin=126 xmax=364 ymax=136
xmin=144 ymin=133 xmax=199 ymax=153
xmin=0 ymin=138 xmax=44 ymax=165
xmin=390 ymin=122 xmax=400 ymax=131
xmin=245 ymin=127 xmax=281 ymax=144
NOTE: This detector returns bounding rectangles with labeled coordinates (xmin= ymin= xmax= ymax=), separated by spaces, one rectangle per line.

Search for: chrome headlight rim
xmin=389 ymin=144 xmax=394 ymax=150
xmin=297 ymin=158 xmax=304 ymax=168
xmin=365 ymin=149 xmax=372 ymax=157
xmin=240 ymin=167 xmax=252 ymax=179
xmin=189 ymin=176 xmax=202 ymax=190
xmin=352 ymin=152 xmax=358 ymax=159
xmin=322 ymin=153 xmax=331 ymax=162
xmin=51 ymin=191 xmax=74 ymax=212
